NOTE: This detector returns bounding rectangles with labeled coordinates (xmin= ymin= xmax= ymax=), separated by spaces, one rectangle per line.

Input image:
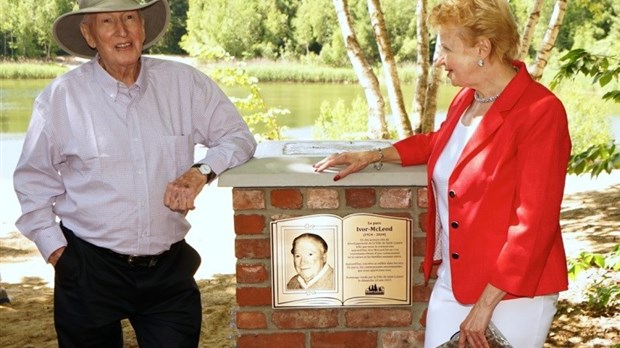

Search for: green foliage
xmin=556 ymin=0 xmax=619 ymax=52
xmin=197 ymin=49 xmax=287 ymax=142
xmin=242 ymin=62 xmax=358 ymax=83
xmin=586 ymin=275 xmax=620 ymax=312
xmin=182 ymin=0 xmax=417 ymax=67
xmin=568 ymin=244 xmax=620 ymax=280
xmin=312 ymin=97 xmax=398 ymax=140
xmin=551 ymin=49 xmax=620 ymax=103
xmin=313 ymin=97 xmax=369 ymax=140
xmin=557 ymin=86 xmax=613 ymax=154
xmin=568 ymin=245 xmax=620 ymax=312
xmin=148 ymin=0 xmax=189 ymax=55
xmin=0 ymin=62 xmax=67 ymax=79
xmin=551 ymin=48 xmax=620 ymax=177
xmin=183 ymin=0 xmax=297 ymax=60
xmin=567 ymin=142 xmax=620 ymax=177
xmin=1 ymin=0 xmax=72 ymax=58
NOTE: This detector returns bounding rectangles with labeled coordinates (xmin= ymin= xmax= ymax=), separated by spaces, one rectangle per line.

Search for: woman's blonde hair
xmin=428 ymin=0 xmax=520 ymax=64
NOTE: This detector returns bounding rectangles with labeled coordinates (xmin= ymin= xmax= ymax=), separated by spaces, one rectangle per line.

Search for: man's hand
xmin=164 ymin=168 xmax=208 ymax=214
xmin=48 ymin=247 xmax=66 ymax=267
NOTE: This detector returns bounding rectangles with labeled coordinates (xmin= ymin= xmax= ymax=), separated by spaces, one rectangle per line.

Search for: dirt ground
xmin=1 ymin=185 xmax=618 ymax=347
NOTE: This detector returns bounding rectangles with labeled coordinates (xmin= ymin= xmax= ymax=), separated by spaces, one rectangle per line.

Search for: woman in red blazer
xmin=314 ymin=1 xmax=571 ymax=347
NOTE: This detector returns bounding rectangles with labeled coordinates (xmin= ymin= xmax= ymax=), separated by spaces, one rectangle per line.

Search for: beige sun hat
xmin=52 ymin=0 xmax=170 ymax=59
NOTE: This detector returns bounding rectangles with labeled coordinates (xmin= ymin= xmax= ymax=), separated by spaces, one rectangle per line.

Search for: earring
xmin=477 ymin=58 xmax=485 ymax=67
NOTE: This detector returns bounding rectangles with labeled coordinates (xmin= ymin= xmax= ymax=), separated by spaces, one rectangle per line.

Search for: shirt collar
xmin=92 ymin=54 xmax=145 ymax=102
xmin=296 ymin=263 xmax=330 ymax=289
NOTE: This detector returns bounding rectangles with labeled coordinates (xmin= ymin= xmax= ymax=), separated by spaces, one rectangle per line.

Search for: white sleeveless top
xmin=431 ymin=113 xmax=481 ymax=286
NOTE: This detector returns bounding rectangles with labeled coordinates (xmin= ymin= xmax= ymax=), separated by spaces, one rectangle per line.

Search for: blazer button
xmin=450 ymin=221 xmax=459 ymax=229
xmin=451 ymin=253 xmax=459 ymax=259
xmin=449 ymin=190 xmax=456 ymax=198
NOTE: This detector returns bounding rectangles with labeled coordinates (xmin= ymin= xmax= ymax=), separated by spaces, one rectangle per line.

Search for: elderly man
xmin=13 ymin=0 xmax=256 ymax=346
xmin=287 ymin=233 xmax=335 ymax=290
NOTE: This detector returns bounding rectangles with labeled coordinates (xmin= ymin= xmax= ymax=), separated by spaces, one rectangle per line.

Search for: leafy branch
xmin=551 ymin=48 xmax=620 ymax=177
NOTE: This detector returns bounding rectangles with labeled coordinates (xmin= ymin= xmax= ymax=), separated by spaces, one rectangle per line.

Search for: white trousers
xmin=424 ymin=273 xmax=558 ymax=348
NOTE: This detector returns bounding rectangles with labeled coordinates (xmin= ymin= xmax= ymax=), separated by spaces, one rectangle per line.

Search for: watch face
xmin=198 ymin=164 xmax=212 ymax=175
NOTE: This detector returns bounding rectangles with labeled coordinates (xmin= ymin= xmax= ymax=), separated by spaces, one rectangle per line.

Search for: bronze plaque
xmin=271 ymin=213 xmax=411 ymax=308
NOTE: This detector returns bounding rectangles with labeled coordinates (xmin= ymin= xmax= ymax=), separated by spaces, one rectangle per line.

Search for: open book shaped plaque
xmin=271 ymin=213 xmax=412 ymax=308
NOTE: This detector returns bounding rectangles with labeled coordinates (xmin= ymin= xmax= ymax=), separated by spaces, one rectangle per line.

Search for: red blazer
xmin=394 ymin=61 xmax=571 ymax=304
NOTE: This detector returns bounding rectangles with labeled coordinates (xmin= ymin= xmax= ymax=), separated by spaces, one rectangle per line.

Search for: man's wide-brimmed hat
xmin=53 ymin=0 xmax=170 ymax=59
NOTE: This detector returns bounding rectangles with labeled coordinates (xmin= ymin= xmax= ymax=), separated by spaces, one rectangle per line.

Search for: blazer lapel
xmin=452 ymin=61 xmax=534 ymax=175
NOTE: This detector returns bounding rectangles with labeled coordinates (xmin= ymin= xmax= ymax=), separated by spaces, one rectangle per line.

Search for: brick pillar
xmin=232 ymin=186 xmax=432 ymax=347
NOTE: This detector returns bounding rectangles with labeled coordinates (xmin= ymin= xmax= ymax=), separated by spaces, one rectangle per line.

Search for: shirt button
xmin=451 ymin=221 xmax=459 ymax=229
xmin=451 ymin=253 xmax=460 ymax=259
xmin=449 ymin=190 xmax=456 ymax=198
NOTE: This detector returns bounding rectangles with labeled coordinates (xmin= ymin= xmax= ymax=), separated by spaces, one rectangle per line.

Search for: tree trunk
xmin=530 ymin=0 xmax=568 ymax=81
xmin=367 ymin=0 xmax=412 ymax=139
xmin=518 ymin=0 xmax=545 ymax=60
xmin=421 ymin=35 xmax=442 ymax=133
xmin=333 ymin=0 xmax=388 ymax=139
xmin=412 ymin=0 xmax=431 ymax=134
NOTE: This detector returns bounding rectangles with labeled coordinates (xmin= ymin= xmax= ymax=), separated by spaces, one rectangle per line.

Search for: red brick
xmin=236 ymin=263 xmax=269 ymax=284
xmin=236 ymin=286 xmax=272 ymax=306
xmin=345 ymin=188 xmax=376 ymax=208
xmin=418 ymin=212 xmax=428 ymax=232
xmin=271 ymin=189 xmax=304 ymax=209
xmin=272 ymin=309 xmax=339 ymax=329
xmin=412 ymin=284 xmax=433 ymax=303
xmin=236 ymin=311 xmax=267 ymax=329
xmin=233 ymin=189 xmax=266 ymax=210
xmin=416 ymin=187 xmax=428 ymax=208
xmin=379 ymin=188 xmax=412 ymax=209
xmin=307 ymin=188 xmax=339 ymax=209
xmin=381 ymin=330 xmax=425 ymax=348
xmin=419 ymin=308 xmax=428 ymax=327
xmin=412 ymin=237 xmax=425 ymax=256
xmin=235 ymin=238 xmax=271 ymax=259
xmin=234 ymin=214 xmax=266 ymax=234
xmin=311 ymin=331 xmax=377 ymax=348
xmin=345 ymin=308 xmax=412 ymax=328
xmin=418 ymin=261 xmax=439 ymax=280
xmin=238 ymin=333 xmax=305 ymax=348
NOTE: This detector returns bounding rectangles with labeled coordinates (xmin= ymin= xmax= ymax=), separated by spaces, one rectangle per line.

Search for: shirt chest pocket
xmin=159 ymin=135 xmax=194 ymax=177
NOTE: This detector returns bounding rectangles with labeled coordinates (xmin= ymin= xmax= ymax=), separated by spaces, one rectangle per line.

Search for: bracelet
xmin=373 ymin=148 xmax=384 ymax=171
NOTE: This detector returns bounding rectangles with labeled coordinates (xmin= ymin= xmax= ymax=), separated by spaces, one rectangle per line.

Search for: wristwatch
xmin=192 ymin=163 xmax=215 ymax=182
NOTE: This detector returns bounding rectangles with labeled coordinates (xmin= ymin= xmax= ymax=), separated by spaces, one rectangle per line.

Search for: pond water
xmin=1 ymin=78 xmax=458 ymax=134
xmin=2 ymin=78 xmax=618 ymax=141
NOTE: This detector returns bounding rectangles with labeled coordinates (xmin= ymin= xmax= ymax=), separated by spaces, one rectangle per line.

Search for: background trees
xmin=2 ymin=0 xmax=618 ymax=160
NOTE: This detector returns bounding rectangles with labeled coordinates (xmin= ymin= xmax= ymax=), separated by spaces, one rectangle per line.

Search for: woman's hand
xmin=313 ymin=150 xmax=377 ymax=181
xmin=458 ymin=284 xmax=506 ymax=348
xmin=313 ymin=146 xmax=400 ymax=181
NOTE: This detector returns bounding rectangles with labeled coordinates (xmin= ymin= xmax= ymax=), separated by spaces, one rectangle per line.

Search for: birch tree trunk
xmin=530 ymin=0 xmax=568 ymax=81
xmin=412 ymin=0 xmax=431 ymax=134
xmin=421 ymin=35 xmax=442 ymax=133
xmin=367 ymin=0 xmax=412 ymax=138
xmin=333 ymin=0 xmax=388 ymax=139
xmin=518 ymin=0 xmax=545 ymax=60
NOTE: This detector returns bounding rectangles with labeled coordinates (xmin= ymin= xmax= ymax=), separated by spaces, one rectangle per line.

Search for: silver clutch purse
xmin=436 ymin=321 xmax=513 ymax=348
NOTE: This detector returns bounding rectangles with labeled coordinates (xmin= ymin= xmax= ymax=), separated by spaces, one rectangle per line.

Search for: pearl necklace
xmin=474 ymin=91 xmax=500 ymax=103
